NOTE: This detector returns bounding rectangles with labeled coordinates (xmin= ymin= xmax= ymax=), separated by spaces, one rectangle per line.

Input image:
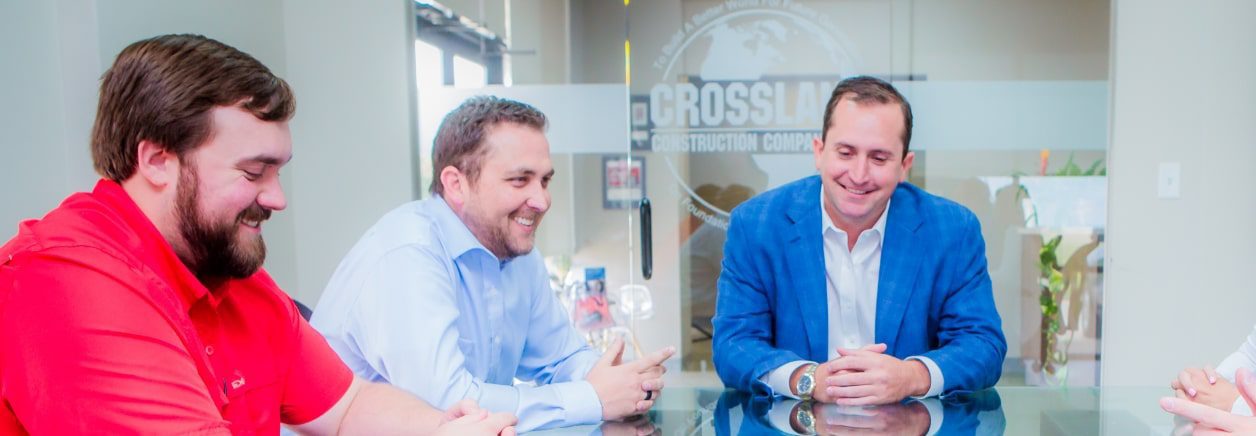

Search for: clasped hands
xmin=432 ymin=337 xmax=675 ymax=435
xmin=803 ymin=343 xmax=932 ymax=406
xmin=1169 ymin=365 xmax=1241 ymax=412
xmin=586 ymin=339 xmax=676 ymax=421
xmin=435 ymin=399 xmax=518 ymax=436
xmin=1162 ymin=368 xmax=1256 ymax=435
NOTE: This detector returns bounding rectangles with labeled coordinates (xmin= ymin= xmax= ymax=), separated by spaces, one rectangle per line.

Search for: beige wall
xmin=0 ymin=0 xmax=96 ymax=237
xmin=1102 ymin=0 xmax=1256 ymax=386
xmin=281 ymin=0 xmax=419 ymax=305
xmin=911 ymin=0 xmax=1109 ymax=80
xmin=0 ymin=0 xmax=302 ymax=291
xmin=0 ymin=0 xmax=418 ymax=305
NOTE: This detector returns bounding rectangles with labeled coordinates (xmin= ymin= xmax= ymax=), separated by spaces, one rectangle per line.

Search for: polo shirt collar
xmin=92 ymin=179 xmax=213 ymax=309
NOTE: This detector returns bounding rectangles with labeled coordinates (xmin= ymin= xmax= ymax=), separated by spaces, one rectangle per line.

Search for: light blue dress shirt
xmin=310 ymin=196 xmax=602 ymax=431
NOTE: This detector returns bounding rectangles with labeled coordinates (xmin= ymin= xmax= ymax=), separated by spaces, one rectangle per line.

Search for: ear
xmin=901 ymin=151 xmax=916 ymax=182
xmin=134 ymin=139 xmax=180 ymax=188
xmin=811 ymin=135 xmax=824 ymax=171
xmin=439 ymin=166 xmax=467 ymax=208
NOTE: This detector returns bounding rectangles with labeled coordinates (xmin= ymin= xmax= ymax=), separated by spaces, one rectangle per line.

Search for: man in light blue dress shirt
xmin=311 ymin=96 xmax=675 ymax=432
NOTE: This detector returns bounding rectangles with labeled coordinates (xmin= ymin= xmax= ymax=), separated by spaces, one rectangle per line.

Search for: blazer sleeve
xmin=918 ymin=211 xmax=1008 ymax=393
xmin=712 ymin=207 xmax=806 ymax=395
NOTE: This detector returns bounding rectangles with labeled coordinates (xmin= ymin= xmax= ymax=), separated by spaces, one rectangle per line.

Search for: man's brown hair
xmin=91 ymin=34 xmax=295 ymax=181
xmin=429 ymin=96 xmax=548 ymax=196
xmin=821 ymin=76 xmax=914 ymax=155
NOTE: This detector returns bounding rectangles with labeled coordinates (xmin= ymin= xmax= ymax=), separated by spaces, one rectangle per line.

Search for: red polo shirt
xmin=0 ymin=180 xmax=352 ymax=434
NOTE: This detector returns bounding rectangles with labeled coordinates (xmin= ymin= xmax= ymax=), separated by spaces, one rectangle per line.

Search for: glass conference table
xmin=530 ymin=386 xmax=1185 ymax=435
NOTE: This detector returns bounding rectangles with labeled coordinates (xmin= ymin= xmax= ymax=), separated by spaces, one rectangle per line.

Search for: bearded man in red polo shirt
xmin=0 ymin=34 xmax=516 ymax=435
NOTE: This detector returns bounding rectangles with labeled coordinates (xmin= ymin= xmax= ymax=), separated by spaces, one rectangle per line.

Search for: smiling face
xmin=812 ymin=98 xmax=914 ymax=235
xmin=455 ymin=122 xmax=553 ymax=261
xmin=174 ymin=106 xmax=291 ymax=279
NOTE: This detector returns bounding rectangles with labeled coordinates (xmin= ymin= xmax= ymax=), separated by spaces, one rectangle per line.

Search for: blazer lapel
xmin=785 ymin=178 xmax=829 ymax=361
xmin=875 ymin=186 xmax=925 ymax=353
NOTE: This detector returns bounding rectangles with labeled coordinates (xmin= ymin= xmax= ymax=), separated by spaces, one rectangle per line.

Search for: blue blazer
xmin=712 ymin=176 xmax=1006 ymax=396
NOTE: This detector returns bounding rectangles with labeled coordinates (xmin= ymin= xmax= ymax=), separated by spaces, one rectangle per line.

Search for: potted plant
xmin=1020 ymin=151 xmax=1105 ymax=385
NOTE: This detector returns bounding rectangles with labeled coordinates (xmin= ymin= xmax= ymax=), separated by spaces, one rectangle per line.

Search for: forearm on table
xmin=340 ymin=380 xmax=446 ymax=434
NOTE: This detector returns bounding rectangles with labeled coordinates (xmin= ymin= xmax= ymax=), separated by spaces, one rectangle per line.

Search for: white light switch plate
xmin=1158 ymin=162 xmax=1181 ymax=199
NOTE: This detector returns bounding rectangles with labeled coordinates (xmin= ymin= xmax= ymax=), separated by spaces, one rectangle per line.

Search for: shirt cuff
xmin=1233 ymin=395 xmax=1253 ymax=416
xmin=905 ymin=356 xmax=944 ymax=398
xmin=766 ymin=398 xmax=806 ymax=435
xmin=761 ymin=360 xmax=813 ymax=399
xmin=558 ymin=380 xmax=604 ymax=425
xmin=910 ymin=397 xmax=944 ymax=435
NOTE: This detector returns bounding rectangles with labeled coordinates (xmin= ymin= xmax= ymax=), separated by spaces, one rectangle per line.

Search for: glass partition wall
xmin=414 ymin=0 xmax=1109 ymax=388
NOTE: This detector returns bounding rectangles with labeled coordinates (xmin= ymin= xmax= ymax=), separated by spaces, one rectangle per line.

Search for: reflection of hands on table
xmin=598 ymin=414 xmax=657 ymax=436
xmin=789 ymin=401 xmax=930 ymax=435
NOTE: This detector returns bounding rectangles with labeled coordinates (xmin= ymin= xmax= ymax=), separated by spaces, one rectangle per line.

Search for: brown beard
xmin=460 ymin=201 xmax=535 ymax=261
xmin=174 ymin=163 xmax=270 ymax=281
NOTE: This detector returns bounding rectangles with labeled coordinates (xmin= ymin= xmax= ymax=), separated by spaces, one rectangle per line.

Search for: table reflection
xmin=594 ymin=414 xmax=658 ymax=436
xmin=527 ymin=386 xmax=1176 ymax=435
xmin=712 ymin=390 xmax=1004 ymax=435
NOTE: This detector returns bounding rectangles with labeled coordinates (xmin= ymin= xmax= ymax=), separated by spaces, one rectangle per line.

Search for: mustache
xmin=511 ymin=207 xmax=545 ymax=220
xmin=237 ymin=203 xmax=272 ymax=223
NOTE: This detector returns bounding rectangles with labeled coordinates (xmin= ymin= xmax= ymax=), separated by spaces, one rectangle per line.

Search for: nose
xmin=526 ymin=182 xmax=550 ymax=213
xmin=848 ymin=157 xmax=870 ymax=184
xmin=257 ymin=176 xmax=287 ymax=212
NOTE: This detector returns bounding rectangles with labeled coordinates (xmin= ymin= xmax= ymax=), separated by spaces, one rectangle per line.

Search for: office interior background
xmin=2 ymin=0 xmax=1253 ymax=392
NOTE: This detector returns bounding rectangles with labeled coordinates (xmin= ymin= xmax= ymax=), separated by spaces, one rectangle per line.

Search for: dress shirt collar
xmin=820 ymin=188 xmax=891 ymax=243
xmin=429 ymin=194 xmax=501 ymax=264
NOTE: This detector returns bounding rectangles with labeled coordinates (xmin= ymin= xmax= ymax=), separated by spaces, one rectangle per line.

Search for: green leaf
xmin=1055 ymin=153 xmax=1081 ymax=176
xmin=1084 ymin=159 xmax=1105 ymax=176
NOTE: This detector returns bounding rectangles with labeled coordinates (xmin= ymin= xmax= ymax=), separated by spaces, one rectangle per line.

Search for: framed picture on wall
xmin=603 ymin=155 xmax=646 ymax=209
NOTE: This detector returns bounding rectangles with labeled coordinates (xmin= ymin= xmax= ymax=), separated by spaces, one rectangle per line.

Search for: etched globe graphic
xmin=663 ymin=11 xmax=858 ymax=83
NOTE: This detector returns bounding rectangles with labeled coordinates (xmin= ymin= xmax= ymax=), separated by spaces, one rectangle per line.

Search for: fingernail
xmin=1210 ymin=376 xmax=1217 ymax=384
xmin=1188 ymin=388 xmax=1197 ymax=397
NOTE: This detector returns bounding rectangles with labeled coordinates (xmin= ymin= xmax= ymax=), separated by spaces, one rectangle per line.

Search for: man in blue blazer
xmin=713 ymin=76 xmax=1006 ymax=412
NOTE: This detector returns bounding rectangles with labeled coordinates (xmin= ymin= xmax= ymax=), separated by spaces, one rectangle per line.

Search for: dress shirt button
xmin=205 ymin=345 xmax=214 ymax=356
xmin=492 ymin=336 xmax=500 ymax=344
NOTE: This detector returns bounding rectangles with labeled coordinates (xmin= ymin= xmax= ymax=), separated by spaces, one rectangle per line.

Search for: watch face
xmin=798 ymin=409 xmax=814 ymax=428
xmin=799 ymin=375 xmax=813 ymax=394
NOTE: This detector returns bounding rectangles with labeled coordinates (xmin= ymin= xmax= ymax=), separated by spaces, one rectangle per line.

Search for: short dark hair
xmin=820 ymin=76 xmax=913 ymax=154
xmin=91 ymin=34 xmax=295 ymax=182
xmin=429 ymin=96 xmax=548 ymax=195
